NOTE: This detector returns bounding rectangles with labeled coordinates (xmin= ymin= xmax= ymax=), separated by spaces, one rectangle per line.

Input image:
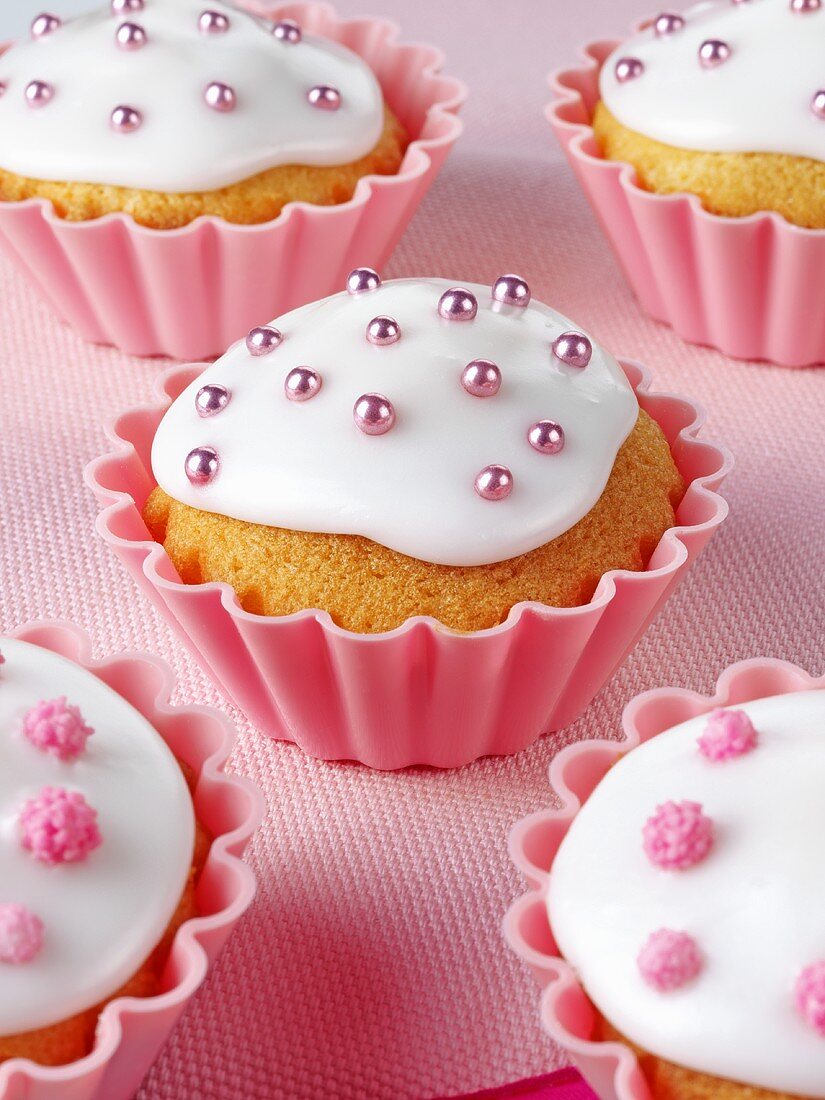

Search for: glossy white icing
xmin=151 ymin=277 xmax=639 ymax=568
xmin=548 ymin=691 xmax=825 ymax=1097
xmin=0 ymin=638 xmax=194 ymax=1036
xmin=601 ymin=0 xmax=825 ymax=161
xmin=0 ymin=0 xmax=384 ymax=192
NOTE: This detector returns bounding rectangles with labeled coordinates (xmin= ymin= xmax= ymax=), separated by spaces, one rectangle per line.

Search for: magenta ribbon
xmin=440 ymin=1068 xmax=598 ymax=1099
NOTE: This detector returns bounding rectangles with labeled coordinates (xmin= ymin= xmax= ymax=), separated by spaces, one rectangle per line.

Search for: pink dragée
xmin=697 ymin=706 xmax=758 ymax=760
xmin=0 ymin=903 xmax=44 ymax=965
xmin=19 ymin=786 xmax=102 ymax=865
xmin=642 ymin=800 xmax=714 ymax=871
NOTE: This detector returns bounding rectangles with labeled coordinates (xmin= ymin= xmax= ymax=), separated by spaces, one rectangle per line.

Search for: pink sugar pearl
xmin=0 ymin=904 xmax=44 ymax=964
xmin=697 ymin=707 xmax=758 ymax=761
xmin=643 ymin=800 xmax=714 ymax=871
xmin=23 ymin=697 xmax=94 ymax=761
xmin=638 ymin=929 xmax=703 ymax=991
xmin=19 ymin=787 xmax=102 ymax=865
xmin=796 ymin=961 xmax=825 ymax=1036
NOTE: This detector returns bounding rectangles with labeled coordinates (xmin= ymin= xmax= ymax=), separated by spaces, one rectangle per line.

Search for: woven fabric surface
xmin=1 ymin=1 xmax=823 ymax=1097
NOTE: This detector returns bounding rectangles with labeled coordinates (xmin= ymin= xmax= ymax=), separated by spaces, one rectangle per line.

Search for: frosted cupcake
xmin=0 ymin=635 xmax=210 ymax=1068
xmin=143 ymin=272 xmax=685 ymax=634
xmin=0 ymin=0 xmax=406 ymax=229
xmin=548 ymin=694 xmax=825 ymax=1098
xmin=596 ymin=0 xmax=825 ymax=228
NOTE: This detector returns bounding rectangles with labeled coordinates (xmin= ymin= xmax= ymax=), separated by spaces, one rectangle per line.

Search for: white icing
xmin=0 ymin=638 xmax=194 ymax=1036
xmin=150 ymin=278 xmax=639 ymax=568
xmin=601 ymin=0 xmax=825 ymax=161
xmin=548 ymin=691 xmax=825 ymax=1097
xmin=0 ymin=0 xmax=384 ymax=192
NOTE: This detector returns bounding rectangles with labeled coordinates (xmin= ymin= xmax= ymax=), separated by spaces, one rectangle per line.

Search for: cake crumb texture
xmin=144 ymin=409 xmax=685 ymax=634
xmin=594 ymin=101 xmax=825 ymax=229
xmin=0 ymin=107 xmax=407 ymax=229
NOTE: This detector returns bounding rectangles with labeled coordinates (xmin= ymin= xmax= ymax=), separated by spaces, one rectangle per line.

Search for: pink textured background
xmin=1 ymin=1 xmax=823 ymax=1097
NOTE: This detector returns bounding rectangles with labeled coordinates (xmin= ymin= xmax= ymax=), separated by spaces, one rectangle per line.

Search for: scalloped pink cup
xmin=85 ymin=359 xmax=731 ymax=771
xmin=504 ymin=659 xmax=825 ymax=1100
xmin=0 ymin=2 xmax=465 ymax=360
xmin=549 ymin=36 xmax=825 ymax=368
xmin=0 ymin=621 xmax=261 ymax=1100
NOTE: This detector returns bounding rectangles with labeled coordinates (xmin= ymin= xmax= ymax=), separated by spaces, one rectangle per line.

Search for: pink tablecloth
xmin=1 ymin=1 xmax=823 ymax=1097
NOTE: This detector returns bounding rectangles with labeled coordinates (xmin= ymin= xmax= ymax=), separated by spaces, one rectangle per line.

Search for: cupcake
xmin=0 ymin=2 xmax=464 ymax=358
xmin=0 ymin=0 xmax=406 ymax=229
xmin=596 ymin=0 xmax=825 ymax=228
xmin=507 ymin=665 xmax=825 ymax=1099
xmin=143 ymin=273 xmax=685 ymax=633
xmin=89 ymin=270 xmax=730 ymax=767
xmin=0 ymin=627 xmax=257 ymax=1075
xmin=549 ymin=0 xmax=825 ymax=366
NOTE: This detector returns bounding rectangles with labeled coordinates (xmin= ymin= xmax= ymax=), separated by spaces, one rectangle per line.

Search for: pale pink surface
xmin=0 ymin=0 xmax=823 ymax=1097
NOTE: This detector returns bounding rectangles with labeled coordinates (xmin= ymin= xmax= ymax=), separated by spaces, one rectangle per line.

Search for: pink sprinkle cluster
xmin=23 ymin=696 xmax=94 ymax=761
xmin=19 ymin=787 xmax=102 ymax=865
xmin=697 ymin=707 xmax=758 ymax=761
xmin=0 ymin=903 xmax=44 ymax=964
xmin=642 ymin=800 xmax=714 ymax=871
xmin=796 ymin=961 xmax=825 ymax=1037
xmin=638 ymin=929 xmax=702 ymax=992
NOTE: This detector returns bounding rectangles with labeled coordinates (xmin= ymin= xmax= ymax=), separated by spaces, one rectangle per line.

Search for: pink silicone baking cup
xmin=0 ymin=621 xmax=261 ymax=1100
xmin=0 ymin=3 xmax=465 ymax=361
xmin=549 ymin=37 xmax=825 ymax=368
xmin=85 ymin=359 xmax=731 ymax=771
xmin=504 ymin=658 xmax=825 ymax=1100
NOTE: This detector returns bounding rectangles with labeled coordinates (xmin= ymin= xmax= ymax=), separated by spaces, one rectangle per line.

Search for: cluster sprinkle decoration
xmin=643 ymin=800 xmax=714 ymax=870
xmin=796 ymin=962 xmax=825 ymax=1036
xmin=653 ymin=12 xmax=685 ymax=35
xmin=697 ymin=707 xmax=758 ymax=761
xmin=195 ymin=383 xmax=231 ymax=418
xmin=0 ymin=904 xmax=44 ymax=965
xmin=246 ymin=326 xmax=283 ymax=356
xmin=185 ymin=446 xmax=220 ymax=486
xmin=475 ymin=464 xmax=513 ymax=502
xmin=204 ymin=81 xmax=236 ymax=112
xmin=354 ymin=393 xmax=395 ymax=435
xmin=19 ymin=787 xmax=102 ymax=865
xmin=307 ymin=85 xmax=341 ymax=111
xmin=31 ymin=12 xmax=61 ymax=38
xmin=615 ymin=56 xmax=644 ymax=82
xmin=285 ymin=366 xmax=322 ymax=402
xmin=199 ymin=9 xmax=231 ymax=34
xmin=111 ymin=105 xmax=142 ymax=133
xmin=366 ymin=316 xmax=401 ymax=346
xmin=25 ymin=80 xmax=53 ymax=108
xmin=273 ymin=18 xmax=302 ymax=43
xmin=23 ymin=697 xmax=94 ymax=761
xmin=461 ymin=359 xmax=501 ymax=398
xmin=492 ymin=275 xmax=531 ymax=308
xmin=438 ymin=287 xmax=478 ymax=322
xmin=347 ymin=267 xmax=381 ymax=294
xmin=115 ymin=21 xmax=147 ymax=48
xmin=638 ymin=929 xmax=703 ymax=992
xmin=553 ymin=331 xmax=592 ymax=368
